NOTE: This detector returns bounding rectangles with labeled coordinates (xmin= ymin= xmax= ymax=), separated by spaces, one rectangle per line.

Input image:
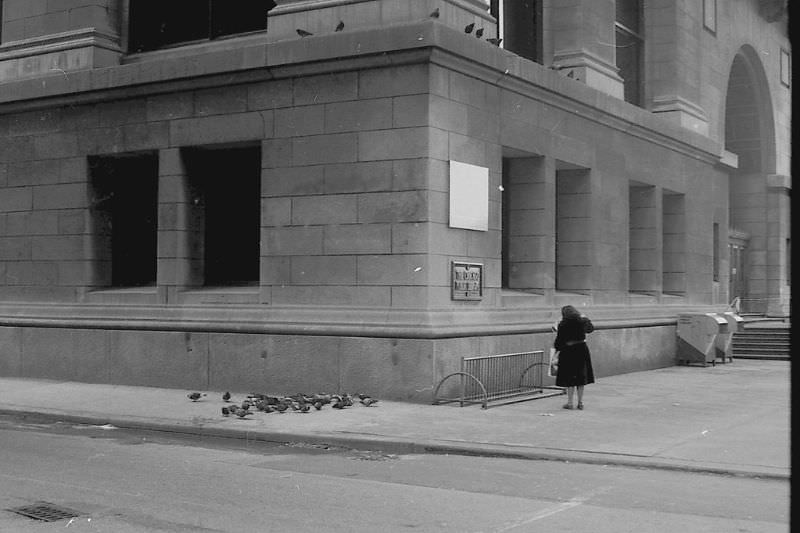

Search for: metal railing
xmin=728 ymin=296 xmax=787 ymax=315
xmin=432 ymin=350 xmax=564 ymax=409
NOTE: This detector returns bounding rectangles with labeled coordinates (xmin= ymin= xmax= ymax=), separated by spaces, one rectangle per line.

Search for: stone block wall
xmin=1 ymin=0 xmax=117 ymax=42
xmin=0 ymin=321 xmax=675 ymax=401
xmin=0 ymin=0 xmax=789 ymax=397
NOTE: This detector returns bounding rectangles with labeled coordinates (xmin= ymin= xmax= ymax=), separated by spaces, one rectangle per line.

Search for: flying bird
xmin=296 ymin=28 xmax=313 ymax=38
xmin=464 ymin=23 xmax=475 ymax=34
xmin=187 ymin=392 xmax=206 ymax=402
xmin=475 ymin=28 xmax=484 ymax=38
xmin=430 ymin=8 xmax=440 ymax=18
xmin=335 ymin=20 xmax=345 ymax=32
xmin=486 ymin=37 xmax=502 ymax=46
xmin=222 ymin=391 xmax=231 ymax=402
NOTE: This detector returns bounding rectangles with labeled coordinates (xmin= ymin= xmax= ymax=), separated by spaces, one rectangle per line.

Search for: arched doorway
xmin=723 ymin=46 xmax=788 ymax=316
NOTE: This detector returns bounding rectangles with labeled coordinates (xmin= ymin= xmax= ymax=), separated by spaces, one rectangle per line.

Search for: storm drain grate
xmin=7 ymin=501 xmax=82 ymax=522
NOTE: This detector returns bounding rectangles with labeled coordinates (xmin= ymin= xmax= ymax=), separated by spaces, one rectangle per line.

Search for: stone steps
xmin=732 ymin=328 xmax=791 ymax=361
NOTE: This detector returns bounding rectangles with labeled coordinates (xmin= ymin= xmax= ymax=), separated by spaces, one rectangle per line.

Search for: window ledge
xmin=122 ymin=31 xmax=269 ymax=65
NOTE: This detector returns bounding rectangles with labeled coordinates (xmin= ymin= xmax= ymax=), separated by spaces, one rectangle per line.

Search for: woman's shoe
xmin=577 ymin=402 xmax=584 ymax=410
xmin=563 ymin=403 xmax=574 ymax=410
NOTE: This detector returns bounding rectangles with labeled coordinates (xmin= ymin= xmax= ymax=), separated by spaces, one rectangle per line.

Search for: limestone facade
xmin=0 ymin=0 xmax=790 ymax=399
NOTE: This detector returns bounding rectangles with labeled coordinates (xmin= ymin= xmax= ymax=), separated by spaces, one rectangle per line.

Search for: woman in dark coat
xmin=553 ymin=305 xmax=595 ymax=410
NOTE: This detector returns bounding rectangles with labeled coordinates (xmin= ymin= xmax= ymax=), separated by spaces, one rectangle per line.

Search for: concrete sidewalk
xmin=0 ymin=359 xmax=790 ymax=480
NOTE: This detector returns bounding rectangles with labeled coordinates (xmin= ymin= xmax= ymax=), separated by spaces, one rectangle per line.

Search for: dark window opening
xmin=713 ymin=223 xmax=720 ymax=282
xmin=501 ymin=160 xmax=511 ymax=288
xmin=184 ymin=146 xmax=261 ymax=287
xmin=89 ymin=153 xmax=159 ymax=288
xmin=615 ymin=0 xmax=643 ymax=106
xmin=129 ymin=0 xmax=277 ymax=53
xmin=786 ymin=238 xmax=791 ymax=285
xmin=490 ymin=0 xmax=542 ymax=64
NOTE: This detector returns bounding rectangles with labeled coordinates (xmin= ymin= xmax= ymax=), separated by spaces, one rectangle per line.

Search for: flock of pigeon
xmin=295 ymin=8 xmax=502 ymax=46
xmin=187 ymin=391 xmax=379 ymax=419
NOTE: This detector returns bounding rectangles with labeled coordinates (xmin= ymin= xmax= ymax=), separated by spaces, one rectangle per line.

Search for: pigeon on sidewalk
xmin=187 ymin=392 xmax=206 ymax=402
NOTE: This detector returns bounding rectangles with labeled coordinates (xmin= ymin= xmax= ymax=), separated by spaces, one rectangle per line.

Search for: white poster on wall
xmin=449 ymin=160 xmax=489 ymax=231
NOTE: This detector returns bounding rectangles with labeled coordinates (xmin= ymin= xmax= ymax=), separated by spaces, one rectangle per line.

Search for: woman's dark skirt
xmin=555 ymin=343 xmax=595 ymax=387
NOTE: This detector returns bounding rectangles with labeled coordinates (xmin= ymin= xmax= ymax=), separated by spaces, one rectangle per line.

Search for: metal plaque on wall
xmin=451 ymin=262 xmax=483 ymax=301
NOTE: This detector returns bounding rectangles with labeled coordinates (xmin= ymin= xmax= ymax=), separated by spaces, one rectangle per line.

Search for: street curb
xmin=1 ymin=408 xmax=789 ymax=482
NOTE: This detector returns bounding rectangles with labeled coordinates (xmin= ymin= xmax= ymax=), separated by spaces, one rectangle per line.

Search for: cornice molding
xmin=0 ymin=20 xmax=719 ymax=165
xmin=427 ymin=48 xmax=720 ymax=165
xmin=766 ymin=173 xmax=791 ymax=191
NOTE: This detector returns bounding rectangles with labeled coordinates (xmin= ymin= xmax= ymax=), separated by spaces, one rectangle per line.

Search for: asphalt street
xmin=0 ymin=415 xmax=789 ymax=532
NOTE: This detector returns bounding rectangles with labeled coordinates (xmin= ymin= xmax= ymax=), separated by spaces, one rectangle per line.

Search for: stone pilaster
xmin=550 ymin=0 xmax=624 ymax=99
xmin=647 ymin=0 xmax=710 ymax=135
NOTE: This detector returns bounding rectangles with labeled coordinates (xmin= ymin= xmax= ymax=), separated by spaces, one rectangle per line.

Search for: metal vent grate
xmin=7 ymin=501 xmax=82 ymax=522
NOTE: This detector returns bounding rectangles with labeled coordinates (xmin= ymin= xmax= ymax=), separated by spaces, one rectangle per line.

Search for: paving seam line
xmin=0 ymin=409 xmax=788 ymax=481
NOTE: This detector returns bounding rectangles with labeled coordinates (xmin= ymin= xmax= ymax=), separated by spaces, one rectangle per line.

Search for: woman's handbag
xmin=548 ymin=348 xmax=559 ymax=377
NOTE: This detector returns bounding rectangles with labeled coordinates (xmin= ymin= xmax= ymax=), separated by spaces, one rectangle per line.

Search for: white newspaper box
xmin=676 ymin=313 xmax=728 ymax=366
xmin=715 ymin=312 xmax=743 ymax=363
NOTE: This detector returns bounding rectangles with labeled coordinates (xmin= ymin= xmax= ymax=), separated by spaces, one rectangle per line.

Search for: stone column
xmin=765 ymin=174 xmax=790 ymax=316
xmin=629 ymin=184 xmax=659 ymax=294
xmin=158 ymin=149 xmax=203 ymax=304
xmin=647 ymin=0 xmax=710 ymax=135
xmin=550 ymin=0 xmax=624 ymax=99
xmin=0 ymin=0 xmax=122 ymax=84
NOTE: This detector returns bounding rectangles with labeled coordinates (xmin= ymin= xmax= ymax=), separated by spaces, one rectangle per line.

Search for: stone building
xmin=0 ymin=0 xmax=790 ymax=400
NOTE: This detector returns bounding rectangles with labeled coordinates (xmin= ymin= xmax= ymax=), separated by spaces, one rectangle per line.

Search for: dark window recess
xmin=713 ymin=223 xmax=720 ymax=282
xmin=129 ymin=0 xmax=277 ymax=53
xmin=500 ymin=158 xmax=510 ymax=288
xmin=490 ymin=0 xmax=542 ymax=63
xmin=616 ymin=0 xmax=641 ymax=34
xmin=615 ymin=0 xmax=643 ymax=106
xmin=786 ymin=238 xmax=790 ymax=285
xmin=89 ymin=153 xmax=159 ymax=288
xmin=184 ymin=146 xmax=261 ymax=286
